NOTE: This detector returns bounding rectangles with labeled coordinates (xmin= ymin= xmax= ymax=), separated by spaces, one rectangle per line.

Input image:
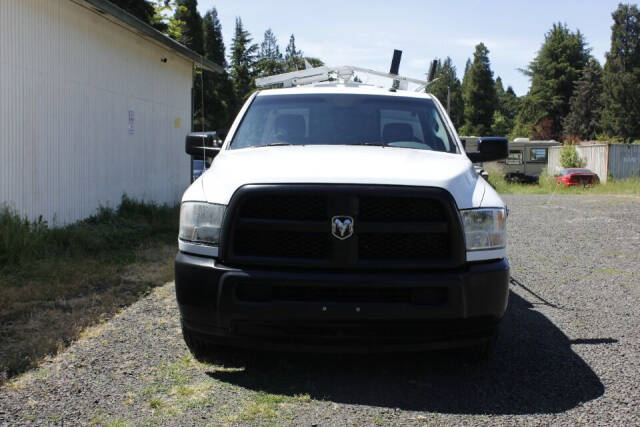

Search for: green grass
xmin=1 ymin=195 xmax=178 ymax=273
xmin=0 ymin=196 xmax=179 ymax=382
xmin=485 ymin=163 xmax=640 ymax=195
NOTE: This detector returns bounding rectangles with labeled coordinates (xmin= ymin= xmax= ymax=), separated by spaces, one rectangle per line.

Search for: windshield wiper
xmin=257 ymin=142 xmax=295 ymax=147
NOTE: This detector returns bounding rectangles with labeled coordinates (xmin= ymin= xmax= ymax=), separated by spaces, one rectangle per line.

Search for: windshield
xmin=230 ymin=93 xmax=458 ymax=153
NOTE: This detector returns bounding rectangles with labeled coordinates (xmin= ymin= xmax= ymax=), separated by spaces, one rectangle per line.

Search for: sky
xmin=197 ymin=0 xmax=624 ymax=96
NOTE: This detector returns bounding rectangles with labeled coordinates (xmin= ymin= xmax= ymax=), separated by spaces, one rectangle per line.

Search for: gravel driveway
xmin=1 ymin=194 xmax=639 ymax=426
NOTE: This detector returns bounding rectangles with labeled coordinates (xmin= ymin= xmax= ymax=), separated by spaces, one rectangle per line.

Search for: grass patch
xmin=484 ymin=163 xmax=640 ymax=195
xmin=224 ymin=391 xmax=312 ymax=423
xmin=0 ymin=196 xmax=179 ymax=383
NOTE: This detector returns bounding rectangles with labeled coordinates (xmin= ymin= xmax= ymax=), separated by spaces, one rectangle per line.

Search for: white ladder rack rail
xmin=255 ymin=65 xmax=431 ymax=91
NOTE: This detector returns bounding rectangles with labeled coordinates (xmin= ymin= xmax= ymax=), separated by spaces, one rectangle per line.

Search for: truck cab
xmin=175 ymin=67 xmax=510 ymax=357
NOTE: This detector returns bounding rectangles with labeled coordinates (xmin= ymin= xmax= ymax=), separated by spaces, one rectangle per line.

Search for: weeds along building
xmin=0 ymin=0 xmax=221 ymax=225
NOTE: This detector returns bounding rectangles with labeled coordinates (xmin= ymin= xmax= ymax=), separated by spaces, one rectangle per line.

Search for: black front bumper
xmin=175 ymin=252 xmax=510 ymax=352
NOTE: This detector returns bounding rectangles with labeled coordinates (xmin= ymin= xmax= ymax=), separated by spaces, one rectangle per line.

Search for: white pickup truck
xmin=175 ymin=70 xmax=509 ymax=358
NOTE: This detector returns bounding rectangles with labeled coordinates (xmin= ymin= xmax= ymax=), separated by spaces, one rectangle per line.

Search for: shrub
xmin=560 ymin=145 xmax=585 ymax=168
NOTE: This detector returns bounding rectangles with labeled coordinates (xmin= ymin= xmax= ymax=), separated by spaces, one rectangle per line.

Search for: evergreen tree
xmin=110 ymin=0 xmax=155 ymax=25
xmin=461 ymin=43 xmax=496 ymax=136
xmin=255 ymin=29 xmax=285 ymax=77
xmin=600 ymin=4 xmax=640 ymax=141
xmin=174 ymin=0 xmax=203 ymax=54
xmin=285 ymin=34 xmax=303 ymax=71
xmin=563 ymin=58 xmax=603 ymax=140
xmin=229 ymin=17 xmax=258 ymax=104
xmin=173 ymin=0 xmax=204 ymax=130
xmin=202 ymin=8 xmax=235 ymax=130
xmin=513 ymin=23 xmax=590 ymax=139
xmin=427 ymin=57 xmax=464 ymax=128
xmin=491 ymin=77 xmax=520 ymax=135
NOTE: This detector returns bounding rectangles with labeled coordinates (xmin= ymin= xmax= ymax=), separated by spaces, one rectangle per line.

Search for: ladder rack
xmin=255 ymin=65 xmax=432 ymax=92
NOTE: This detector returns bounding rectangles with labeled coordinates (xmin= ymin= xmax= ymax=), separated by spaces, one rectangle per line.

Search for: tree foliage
xmin=285 ymin=34 xmax=304 ymax=71
xmin=428 ymin=57 xmax=464 ymax=128
xmin=560 ymin=145 xmax=585 ymax=168
xmin=491 ymin=77 xmax=520 ymax=136
xmin=229 ymin=18 xmax=258 ymax=104
xmin=513 ymin=23 xmax=590 ymax=139
xmin=109 ymin=0 xmax=156 ymax=25
xmin=461 ymin=43 xmax=496 ymax=136
xmin=174 ymin=0 xmax=203 ymax=54
xmin=600 ymin=3 xmax=640 ymax=141
xmin=201 ymin=8 xmax=234 ymax=130
xmin=563 ymin=58 xmax=603 ymax=140
xmin=255 ymin=29 xmax=285 ymax=77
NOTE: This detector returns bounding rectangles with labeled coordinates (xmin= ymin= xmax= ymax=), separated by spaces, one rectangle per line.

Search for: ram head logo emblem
xmin=331 ymin=216 xmax=354 ymax=240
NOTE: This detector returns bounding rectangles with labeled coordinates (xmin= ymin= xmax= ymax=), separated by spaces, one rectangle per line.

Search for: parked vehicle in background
xmin=463 ymin=137 xmax=561 ymax=183
xmin=555 ymin=168 xmax=600 ymax=187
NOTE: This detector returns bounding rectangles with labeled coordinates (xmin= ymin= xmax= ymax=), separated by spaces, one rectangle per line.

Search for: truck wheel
xmin=181 ymin=325 xmax=214 ymax=362
xmin=181 ymin=325 xmax=250 ymax=367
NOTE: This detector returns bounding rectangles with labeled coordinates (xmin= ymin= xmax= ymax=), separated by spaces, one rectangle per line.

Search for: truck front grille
xmin=221 ymin=185 xmax=465 ymax=270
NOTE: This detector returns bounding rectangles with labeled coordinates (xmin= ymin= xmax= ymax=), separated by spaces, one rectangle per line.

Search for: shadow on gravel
xmin=207 ymin=290 xmax=608 ymax=415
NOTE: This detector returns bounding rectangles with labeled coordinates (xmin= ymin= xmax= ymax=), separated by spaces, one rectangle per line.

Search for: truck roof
xmin=256 ymin=83 xmax=438 ymax=101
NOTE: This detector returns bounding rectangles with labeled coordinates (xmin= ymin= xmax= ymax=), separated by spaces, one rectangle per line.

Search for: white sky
xmin=197 ymin=0 xmax=622 ymax=96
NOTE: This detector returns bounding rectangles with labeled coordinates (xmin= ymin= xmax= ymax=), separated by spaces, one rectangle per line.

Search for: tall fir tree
xmin=202 ymin=8 xmax=235 ymax=130
xmin=600 ymin=4 xmax=640 ymax=141
xmin=491 ymin=77 xmax=520 ymax=135
xmin=173 ymin=0 xmax=204 ymax=130
xmin=229 ymin=17 xmax=258 ymax=105
xmin=285 ymin=34 xmax=303 ymax=71
xmin=513 ymin=23 xmax=590 ymax=140
xmin=256 ymin=29 xmax=285 ymax=77
xmin=461 ymin=58 xmax=472 ymax=95
xmin=461 ymin=43 xmax=496 ymax=136
xmin=427 ymin=57 xmax=464 ymax=128
xmin=110 ymin=0 xmax=155 ymax=25
xmin=563 ymin=58 xmax=603 ymax=140
xmin=174 ymin=0 xmax=203 ymax=54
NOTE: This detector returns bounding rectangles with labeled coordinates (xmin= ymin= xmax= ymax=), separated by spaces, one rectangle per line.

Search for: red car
xmin=555 ymin=168 xmax=600 ymax=187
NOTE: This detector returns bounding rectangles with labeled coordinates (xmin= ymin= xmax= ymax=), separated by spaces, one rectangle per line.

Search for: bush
xmin=560 ymin=145 xmax=585 ymax=168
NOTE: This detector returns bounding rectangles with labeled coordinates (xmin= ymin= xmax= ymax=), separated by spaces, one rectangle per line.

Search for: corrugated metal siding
xmin=547 ymin=145 xmax=608 ymax=183
xmin=1 ymin=0 xmax=192 ymax=225
xmin=548 ymin=146 xmax=562 ymax=176
xmin=609 ymin=144 xmax=640 ymax=179
xmin=577 ymin=145 xmax=608 ymax=183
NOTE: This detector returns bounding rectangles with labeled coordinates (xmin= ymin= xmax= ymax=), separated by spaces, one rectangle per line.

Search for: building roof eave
xmin=74 ymin=0 xmax=223 ymax=74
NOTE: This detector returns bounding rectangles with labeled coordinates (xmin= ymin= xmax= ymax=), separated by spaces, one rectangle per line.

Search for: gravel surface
xmin=1 ymin=194 xmax=639 ymax=426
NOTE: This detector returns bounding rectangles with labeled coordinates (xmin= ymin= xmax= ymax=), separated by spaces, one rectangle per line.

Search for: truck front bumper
xmin=175 ymin=252 xmax=510 ymax=352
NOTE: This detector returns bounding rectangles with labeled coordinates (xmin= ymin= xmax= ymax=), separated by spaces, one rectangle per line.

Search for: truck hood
xmin=190 ymin=145 xmax=489 ymax=209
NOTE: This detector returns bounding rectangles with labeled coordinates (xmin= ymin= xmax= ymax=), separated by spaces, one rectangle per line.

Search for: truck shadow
xmin=206 ymin=289 xmax=610 ymax=415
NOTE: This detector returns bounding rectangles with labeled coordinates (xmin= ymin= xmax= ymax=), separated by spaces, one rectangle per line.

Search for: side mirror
xmin=185 ymin=131 xmax=223 ymax=157
xmin=467 ymin=137 xmax=508 ymax=163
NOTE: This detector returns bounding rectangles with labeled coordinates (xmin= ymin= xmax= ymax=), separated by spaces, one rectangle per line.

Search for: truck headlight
xmin=460 ymin=208 xmax=506 ymax=250
xmin=179 ymin=202 xmax=225 ymax=246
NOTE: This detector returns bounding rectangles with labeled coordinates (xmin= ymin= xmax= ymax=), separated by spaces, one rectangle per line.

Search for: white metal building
xmin=0 ymin=0 xmax=221 ymax=224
